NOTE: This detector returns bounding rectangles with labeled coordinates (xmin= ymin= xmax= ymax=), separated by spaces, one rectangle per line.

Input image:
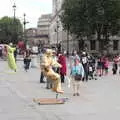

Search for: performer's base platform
xmin=33 ymin=98 xmax=67 ymax=105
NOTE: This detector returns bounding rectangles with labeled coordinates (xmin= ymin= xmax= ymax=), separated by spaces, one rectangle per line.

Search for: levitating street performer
xmin=41 ymin=49 xmax=64 ymax=93
xmin=5 ymin=43 xmax=17 ymax=72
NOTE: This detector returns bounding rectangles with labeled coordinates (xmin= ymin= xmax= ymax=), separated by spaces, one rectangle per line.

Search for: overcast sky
xmin=0 ymin=0 xmax=52 ymax=28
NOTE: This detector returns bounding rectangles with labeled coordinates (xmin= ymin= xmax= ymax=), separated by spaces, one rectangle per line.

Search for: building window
xmin=113 ymin=40 xmax=119 ymax=50
xmin=90 ymin=40 xmax=96 ymax=50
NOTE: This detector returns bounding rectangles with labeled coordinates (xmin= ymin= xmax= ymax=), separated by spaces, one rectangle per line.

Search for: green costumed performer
xmin=5 ymin=44 xmax=17 ymax=72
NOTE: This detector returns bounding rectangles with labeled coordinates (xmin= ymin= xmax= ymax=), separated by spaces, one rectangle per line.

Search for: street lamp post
xmin=56 ymin=20 xmax=59 ymax=45
xmin=23 ymin=13 xmax=29 ymax=44
xmin=12 ymin=3 xmax=16 ymax=44
xmin=23 ymin=13 xmax=26 ymax=33
xmin=55 ymin=0 xmax=59 ymax=48
xmin=67 ymin=30 xmax=69 ymax=56
xmin=13 ymin=3 xmax=16 ymax=20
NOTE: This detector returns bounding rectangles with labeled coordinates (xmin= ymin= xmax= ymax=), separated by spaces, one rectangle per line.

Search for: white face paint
xmin=64 ymin=51 xmax=67 ymax=55
xmin=82 ymin=52 xmax=86 ymax=55
xmin=9 ymin=43 xmax=13 ymax=46
xmin=74 ymin=51 xmax=77 ymax=55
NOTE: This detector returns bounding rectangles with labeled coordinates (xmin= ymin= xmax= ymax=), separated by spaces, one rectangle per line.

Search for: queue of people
xmin=39 ymin=48 xmax=120 ymax=96
xmin=1 ymin=43 xmax=120 ymax=97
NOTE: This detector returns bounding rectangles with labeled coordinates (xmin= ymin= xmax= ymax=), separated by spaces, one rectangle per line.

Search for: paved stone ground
xmin=0 ymin=60 xmax=120 ymax=120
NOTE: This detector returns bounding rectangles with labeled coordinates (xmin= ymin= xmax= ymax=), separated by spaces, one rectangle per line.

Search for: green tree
xmin=61 ymin=0 xmax=120 ymax=50
xmin=0 ymin=16 xmax=23 ymax=44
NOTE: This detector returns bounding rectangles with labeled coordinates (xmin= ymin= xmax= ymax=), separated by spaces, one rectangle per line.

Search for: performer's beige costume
xmin=41 ymin=49 xmax=64 ymax=93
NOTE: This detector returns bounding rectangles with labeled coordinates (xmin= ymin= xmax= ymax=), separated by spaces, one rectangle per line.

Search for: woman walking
xmin=112 ymin=55 xmax=119 ymax=75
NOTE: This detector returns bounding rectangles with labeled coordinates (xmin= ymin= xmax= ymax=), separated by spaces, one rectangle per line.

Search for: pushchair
xmin=88 ymin=63 xmax=97 ymax=80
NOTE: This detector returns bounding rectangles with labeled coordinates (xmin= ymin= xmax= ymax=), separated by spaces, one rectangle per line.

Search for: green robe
xmin=7 ymin=45 xmax=17 ymax=71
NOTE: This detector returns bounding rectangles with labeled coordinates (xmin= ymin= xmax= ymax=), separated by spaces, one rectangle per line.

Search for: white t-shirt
xmin=89 ymin=66 xmax=93 ymax=72
xmin=82 ymin=57 xmax=87 ymax=64
xmin=32 ymin=46 xmax=38 ymax=53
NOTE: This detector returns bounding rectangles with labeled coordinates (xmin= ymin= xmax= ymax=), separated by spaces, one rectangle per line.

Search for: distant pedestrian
xmin=97 ymin=57 xmax=103 ymax=76
xmin=112 ymin=55 xmax=119 ymax=75
xmin=13 ymin=45 xmax=17 ymax=62
xmin=0 ymin=45 xmax=2 ymax=58
xmin=40 ymin=51 xmax=45 ymax=83
xmin=70 ymin=50 xmax=80 ymax=70
xmin=23 ymin=49 xmax=31 ymax=72
xmin=31 ymin=45 xmax=38 ymax=68
xmin=58 ymin=51 xmax=67 ymax=83
xmin=112 ymin=62 xmax=117 ymax=75
xmin=72 ymin=50 xmax=80 ymax=62
xmin=81 ymin=52 xmax=89 ymax=81
xmin=101 ymin=56 xmax=106 ymax=75
xmin=104 ymin=57 xmax=109 ymax=75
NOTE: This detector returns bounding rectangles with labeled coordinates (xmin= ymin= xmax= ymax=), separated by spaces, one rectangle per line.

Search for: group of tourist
xmin=0 ymin=43 xmax=40 ymax=72
xmin=40 ymin=49 xmax=120 ymax=96
xmin=1 ymin=43 xmax=120 ymax=97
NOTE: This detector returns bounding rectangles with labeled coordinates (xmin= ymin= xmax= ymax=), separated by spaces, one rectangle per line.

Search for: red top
xmin=114 ymin=56 xmax=120 ymax=64
xmin=58 ymin=54 xmax=67 ymax=75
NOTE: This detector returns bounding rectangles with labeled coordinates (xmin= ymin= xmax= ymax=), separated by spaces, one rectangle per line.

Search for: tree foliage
xmin=61 ymin=0 xmax=120 ymax=41
xmin=0 ymin=16 xmax=23 ymax=44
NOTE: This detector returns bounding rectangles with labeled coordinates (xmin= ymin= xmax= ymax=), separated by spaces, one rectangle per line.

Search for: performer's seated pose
xmin=41 ymin=49 xmax=64 ymax=94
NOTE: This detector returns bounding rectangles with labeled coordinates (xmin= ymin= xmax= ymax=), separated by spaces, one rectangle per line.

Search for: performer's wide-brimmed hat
xmin=82 ymin=52 xmax=86 ymax=55
xmin=9 ymin=43 xmax=13 ymax=46
xmin=45 ymin=49 xmax=55 ymax=56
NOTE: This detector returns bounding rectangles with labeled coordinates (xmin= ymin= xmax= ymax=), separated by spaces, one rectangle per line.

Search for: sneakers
xmin=73 ymin=93 xmax=80 ymax=96
xmin=73 ymin=93 xmax=76 ymax=96
xmin=76 ymin=93 xmax=80 ymax=96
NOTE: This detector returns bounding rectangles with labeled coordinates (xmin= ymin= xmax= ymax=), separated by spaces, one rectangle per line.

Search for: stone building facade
xmin=37 ymin=14 xmax=52 ymax=45
xmin=26 ymin=14 xmax=52 ymax=48
xmin=26 ymin=28 xmax=38 ymax=45
xmin=50 ymin=0 xmax=82 ymax=53
xmin=49 ymin=0 xmax=120 ymax=54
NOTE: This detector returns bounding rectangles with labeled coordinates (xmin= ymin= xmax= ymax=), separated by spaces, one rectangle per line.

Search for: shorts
xmin=71 ymin=76 xmax=81 ymax=86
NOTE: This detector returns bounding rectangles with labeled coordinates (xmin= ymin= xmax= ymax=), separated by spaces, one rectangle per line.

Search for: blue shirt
xmin=71 ymin=63 xmax=84 ymax=78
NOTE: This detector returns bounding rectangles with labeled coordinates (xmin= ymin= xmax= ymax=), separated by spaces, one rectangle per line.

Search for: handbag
xmin=74 ymin=74 xmax=82 ymax=81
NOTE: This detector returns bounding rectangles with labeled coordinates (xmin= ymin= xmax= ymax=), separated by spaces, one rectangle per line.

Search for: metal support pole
xmin=23 ymin=13 xmax=26 ymax=33
xmin=56 ymin=0 xmax=59 ymax=49
xmin=23 ymin=13 xmax=29 ymax=44
xmin=12 ymin=3 xmax=16 ymax=44
xmin=48 ymin=21 xmax=50 ymax=45
xmin=13 ymin=3 xmax=16 ymax=20
xmin=67 ymin=29 xmax=69 ymax=56
xmin=23 ymin=13 xmax=26 ymax=44
xmin=56 ymin=20 xmax=59 ymax=45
